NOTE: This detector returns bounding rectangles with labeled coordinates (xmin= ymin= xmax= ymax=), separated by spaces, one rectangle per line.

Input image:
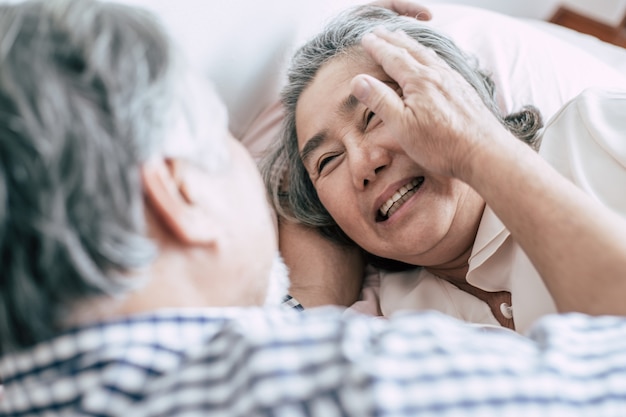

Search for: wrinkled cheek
xmin=318 ymin=193 xmax=343 ymax=222
xmin=317 ymin=181 xmax=364 ymax=232
xmin=325 ymin=206 xmax=362 ymax=243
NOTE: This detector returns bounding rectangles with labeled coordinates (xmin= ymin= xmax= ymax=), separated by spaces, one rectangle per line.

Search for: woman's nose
xmin=348 ymin=140 xmax=390 ymax=190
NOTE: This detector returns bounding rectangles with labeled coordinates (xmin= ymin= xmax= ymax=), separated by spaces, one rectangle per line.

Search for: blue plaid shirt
xmin=2 ymin=306 xmax=626 ymax=416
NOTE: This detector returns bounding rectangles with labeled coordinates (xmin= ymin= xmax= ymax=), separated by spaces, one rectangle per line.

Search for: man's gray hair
xmin=261 ymin=5 xmax=542 ymax=257
xmin=0 ymin=0 xmax=229 ymax=354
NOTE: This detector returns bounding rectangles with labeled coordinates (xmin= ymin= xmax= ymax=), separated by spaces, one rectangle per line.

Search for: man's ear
xmin=141 ymin=158 xmax=217 ymax=245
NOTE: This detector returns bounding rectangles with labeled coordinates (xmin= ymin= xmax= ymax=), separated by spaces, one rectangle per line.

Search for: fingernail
xmin=351 ymin=76 xmax=370 ymax=101
xmin=415 ymin=11 xmax=432 ymax=21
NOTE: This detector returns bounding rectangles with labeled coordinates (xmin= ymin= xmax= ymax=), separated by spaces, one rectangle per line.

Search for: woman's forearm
xmin=465 ymin=136 xmax=626 ymax=315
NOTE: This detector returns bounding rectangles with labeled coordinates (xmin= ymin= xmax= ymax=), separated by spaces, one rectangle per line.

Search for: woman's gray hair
xmin=261 ymin=5 xmax=542 ymax=255
xmin=0 ymin=0 xmax=228 ymax=354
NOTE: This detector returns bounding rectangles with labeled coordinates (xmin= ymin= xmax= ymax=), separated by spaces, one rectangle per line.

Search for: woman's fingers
xmin=360 ymin=30 xmax=423 ymax=92
xmin=370 ymin=27 xmax=446 ymax=69
xmin=354 ymin=28 xmax=484 ymax=177
xmin=351 ymin=74 xmax=406 ymax=130
xmin=369 ymin=0 xmax=432 ymax=20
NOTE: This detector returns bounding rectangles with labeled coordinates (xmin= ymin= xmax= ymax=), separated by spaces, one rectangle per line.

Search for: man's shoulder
xmin=4 ymin=308 xmax=626 ymax=416
xmin=0 ymin=308 xmax=308 ymax=415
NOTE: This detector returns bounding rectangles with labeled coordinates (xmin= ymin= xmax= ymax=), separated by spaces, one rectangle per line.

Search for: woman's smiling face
xmin=295 ymin=52 xmax=485 ymax=268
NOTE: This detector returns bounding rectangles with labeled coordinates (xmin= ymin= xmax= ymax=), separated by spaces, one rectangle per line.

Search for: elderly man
xmin=1 ymin=0 xmax=626 ymax=415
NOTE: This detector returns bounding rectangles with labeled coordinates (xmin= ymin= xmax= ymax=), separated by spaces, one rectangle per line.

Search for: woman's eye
xmin=365 ymin=110 xmax=381 ymax=131
xmin=318 ymin=154 xmax=337 ymax=174
xmin=366 ymin=111 xmax=376 ymax=126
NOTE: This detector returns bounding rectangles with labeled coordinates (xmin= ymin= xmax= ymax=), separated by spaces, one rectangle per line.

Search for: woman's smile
xmin=377 ymin=176 xmax=425 ymax=222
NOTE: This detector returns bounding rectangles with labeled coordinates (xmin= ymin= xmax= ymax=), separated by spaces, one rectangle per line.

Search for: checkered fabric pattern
xmin=281 ymin=294 xmax=305 ymax=311
xmin=2 ymin=307 xmax=626 ymax=416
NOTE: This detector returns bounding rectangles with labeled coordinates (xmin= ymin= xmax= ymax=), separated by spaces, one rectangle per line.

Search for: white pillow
xmin=426 ymin=4 xmax=626 ymax=121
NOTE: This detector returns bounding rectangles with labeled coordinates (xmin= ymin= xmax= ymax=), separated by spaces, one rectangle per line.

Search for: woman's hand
xmin=350 ymin=27 xmax=511 ymax=181
xmin=369 ymin=0 xmax=432 ymax=20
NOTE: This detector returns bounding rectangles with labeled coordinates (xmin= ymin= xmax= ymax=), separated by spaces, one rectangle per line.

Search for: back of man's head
xmin=0 ymin=0 xmax=179 ymax=354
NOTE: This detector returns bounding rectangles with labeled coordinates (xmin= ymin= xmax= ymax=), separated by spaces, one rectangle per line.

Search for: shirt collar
xmin=466 ymin=206 xmax=513 ymax=291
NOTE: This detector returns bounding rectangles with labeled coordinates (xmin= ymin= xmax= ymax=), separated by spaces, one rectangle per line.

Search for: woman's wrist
xmin=456 ymin=130 xmax=525 ymax=189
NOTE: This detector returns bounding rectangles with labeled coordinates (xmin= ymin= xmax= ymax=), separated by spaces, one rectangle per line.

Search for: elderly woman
xmin=262 ymin=5 xmax=626 ymax=333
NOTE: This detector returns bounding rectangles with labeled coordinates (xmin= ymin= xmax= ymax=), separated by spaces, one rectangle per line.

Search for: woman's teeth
xmin=379 ymin=177 xmax=424 ymax=219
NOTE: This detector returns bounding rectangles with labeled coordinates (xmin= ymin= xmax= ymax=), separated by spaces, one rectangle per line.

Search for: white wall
xmin=422 ymin=0 xmax=626 ymax=25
